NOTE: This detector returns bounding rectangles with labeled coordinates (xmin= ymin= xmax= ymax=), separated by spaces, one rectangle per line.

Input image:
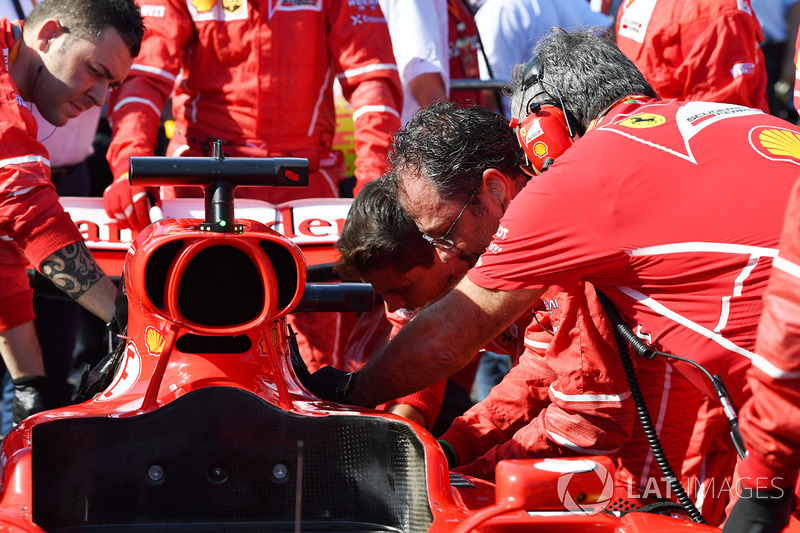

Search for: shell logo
xmin=270 ymin=327 xmax=279 ymax=346
xmin=532 ymin=141 xmax=548 ymax=159
xmin=146 ymin=326 xmax=166 ymax=356
xmin=757 ymin=128 xmax=800 ymax=162
xmin=191 ymin=0 xmax=215 ymax=12
xmin=258 ymin=328 xmax=280 ymax=355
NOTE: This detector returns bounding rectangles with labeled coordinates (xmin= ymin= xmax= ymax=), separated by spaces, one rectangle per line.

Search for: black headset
xmin=508 ymin=56 xmax=582 ymax=173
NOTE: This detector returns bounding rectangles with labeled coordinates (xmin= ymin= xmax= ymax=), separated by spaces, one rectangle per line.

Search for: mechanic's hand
xmin=303 ymin=366 xmax=356 ymax=404
xmin=11 ymin=376 xmax=49 ymax=425
xmin=103 ymin=173 xmax=152 ymax=231
xmin=723 ymin=488 xmax=794 ymax=533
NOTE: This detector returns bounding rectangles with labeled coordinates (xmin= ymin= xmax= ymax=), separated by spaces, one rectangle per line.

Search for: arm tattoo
xmin=40 ymin=241 xmax=105 ymax=300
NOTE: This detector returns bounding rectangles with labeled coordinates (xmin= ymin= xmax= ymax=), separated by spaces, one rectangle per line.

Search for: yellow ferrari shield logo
xmin=617 ymin=113 xmax=666 ymax=128
xmin=223 ymin=0 xmax=242 ymax=13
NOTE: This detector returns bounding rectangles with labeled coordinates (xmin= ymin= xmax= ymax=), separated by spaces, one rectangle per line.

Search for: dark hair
xmin=509 ymin=27 xmax=657 ymax=131
xmin=389 ymin=102 xmax=522 ymax=205
xmin=335 ymin=175 xmax=434 ymax=279
xmin=26 ymin=0 xmax=144 ymax=57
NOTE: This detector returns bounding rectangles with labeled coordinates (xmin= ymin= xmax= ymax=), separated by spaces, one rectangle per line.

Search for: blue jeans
xmin=472 ymin=351 xmax=512 ymax=402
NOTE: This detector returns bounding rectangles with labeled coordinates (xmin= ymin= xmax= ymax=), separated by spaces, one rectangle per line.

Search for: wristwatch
xmin=335 ymin=371 xmax=357 ymax=403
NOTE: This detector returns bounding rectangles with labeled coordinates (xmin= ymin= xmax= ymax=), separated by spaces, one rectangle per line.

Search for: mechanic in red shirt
xmin=616 ymin=0 xmax=769 ymax=112
xmin=307 ymin=28 xmax=800 ymax=523
xmin=314 ymin=102 xmax=703 ymax=513
xmin=0 ymin=0 xmax=143 ymax=424
xmin=723 ymin=176 xmax=800 ymax=532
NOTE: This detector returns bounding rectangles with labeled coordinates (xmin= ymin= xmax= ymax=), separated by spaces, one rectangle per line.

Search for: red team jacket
xmin=106 ymin=0 xmax=402 ymax=200
xmin=616 ymin=0 xmax=769 ymax=112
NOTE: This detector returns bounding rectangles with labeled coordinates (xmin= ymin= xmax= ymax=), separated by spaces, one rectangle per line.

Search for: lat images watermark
xmin=625 ymin=476 xmax=787 ymax=502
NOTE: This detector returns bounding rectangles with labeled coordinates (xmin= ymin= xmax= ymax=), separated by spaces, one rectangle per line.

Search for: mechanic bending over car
xmin=335 ymin=176 xmax=528 ymax=436
xmin=306 ymin=28 xmax=800 ymax=527
xmin=315 ymin=101 xmax=705 ymax=515
xmin=0 ymin=0 xmax=143 ymax=425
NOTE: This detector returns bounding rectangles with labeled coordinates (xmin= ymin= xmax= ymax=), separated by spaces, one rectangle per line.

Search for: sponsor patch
xmin=222 ymin=0 xmax=242 ymax=13
xmin=347 ymin=0 xmax=380 ymax=8
xmin=188 ymin=0 xmax=247 ymax=21
xmin=730 ymin=63 xmax=755 ymax=78
xmin=140 ymin=4 xmax=166 ymax=17
xmin=749 ymin=126 xmax=800 ymax=166
xmin=271 ymin=0 xmax=322 ymax=13
xmin=736 ymin=0 xmax=753 ymax=14
xmin=616 ymin=113 xmax=666 ymax=128
xmin=350 ymin=12 xmax=385 ymax=25
xmin=617 ymin=0 xmax=657 ymax=44
xmin=532 ymin=141 xmax=549 ymax=158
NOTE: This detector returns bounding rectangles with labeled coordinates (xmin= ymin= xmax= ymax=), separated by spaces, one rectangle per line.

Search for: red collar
xmin=586 ymin=93 xmax=653 ymax=131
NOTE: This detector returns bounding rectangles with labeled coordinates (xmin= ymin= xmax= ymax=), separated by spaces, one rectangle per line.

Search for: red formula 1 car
xmin=0 ymin=150 xmax=724 ymax=532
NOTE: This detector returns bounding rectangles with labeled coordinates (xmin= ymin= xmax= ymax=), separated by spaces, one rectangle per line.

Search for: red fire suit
xmin=0 ymin=19 xmax=84 ymax=331
xmin=616 ymin=0 xmax=769 ymax=112
xmin=106 ymin=0 xmax=402 ymax=202
xmin=735 ymin=177 xmax=800 ymax=495
xmin=106 ymin=0 xmax=403 ymax=371
xmin=440 ymin=283 xmax=701 ymax=510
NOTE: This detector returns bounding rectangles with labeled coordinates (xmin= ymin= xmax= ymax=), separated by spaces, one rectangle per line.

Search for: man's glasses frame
xmin=421 ymin=187 xmax=479 ymax=250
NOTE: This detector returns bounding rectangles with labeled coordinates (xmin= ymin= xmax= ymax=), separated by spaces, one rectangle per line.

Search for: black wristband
xmin=11 ymin=375 xmax=47 ymax=387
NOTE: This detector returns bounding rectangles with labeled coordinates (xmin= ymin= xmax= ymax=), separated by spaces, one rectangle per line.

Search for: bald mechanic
xmin=0 ymin=0 xmax=143 ymax=422
xmin=306 ymin=28 xmax=800 ymax=520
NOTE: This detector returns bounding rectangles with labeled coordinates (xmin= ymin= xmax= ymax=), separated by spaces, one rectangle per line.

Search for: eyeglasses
xmin=421 ymin=188 xmax=478 ymax=250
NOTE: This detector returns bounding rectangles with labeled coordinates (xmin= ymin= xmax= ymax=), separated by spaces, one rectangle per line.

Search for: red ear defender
xmin=509 ymin=104 xmax=576 ymax=173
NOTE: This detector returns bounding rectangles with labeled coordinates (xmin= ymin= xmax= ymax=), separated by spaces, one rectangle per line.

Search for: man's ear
xmin=36 ymin=19 xmax=65 ymax=52
xmin=482 ymin=168 xmax=514 ymax=207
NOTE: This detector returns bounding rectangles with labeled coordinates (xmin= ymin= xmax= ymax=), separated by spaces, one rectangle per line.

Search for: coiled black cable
xmin=595 ymin=289 xmax=708 ymax=524
xmin=610 ymin=322 xmax=708 ymax=523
